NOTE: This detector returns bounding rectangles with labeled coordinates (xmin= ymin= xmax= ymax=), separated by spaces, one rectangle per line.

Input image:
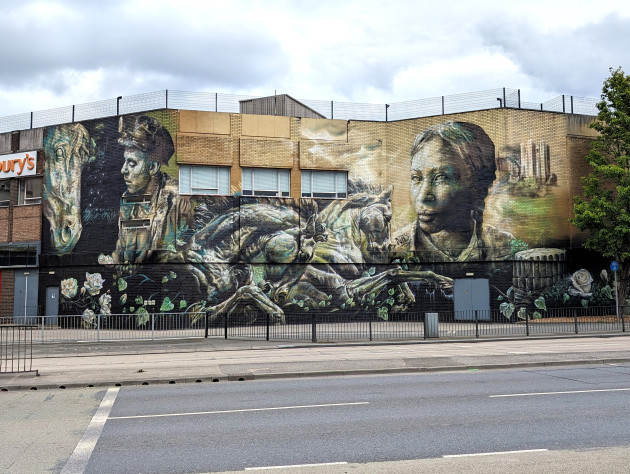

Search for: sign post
xmin=611 ymin=261 xmax=620 ymax=324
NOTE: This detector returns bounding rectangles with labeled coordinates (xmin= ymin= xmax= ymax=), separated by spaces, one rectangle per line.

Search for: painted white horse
xmin=43 ymin=123 xmax=95 ymax=254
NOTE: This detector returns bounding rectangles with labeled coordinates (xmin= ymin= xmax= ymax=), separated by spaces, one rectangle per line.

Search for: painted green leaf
xmin=534 ymin=296 xmax=547 ymax=311
xmin=120 ymin=294 xmax=127 ymax=305
xmin=497 ymin=295 xmax=504 ymax=301
xmin=388 ymin=288 xmax=395 ymax=296
xmin=130 ymin=306 xmax=135 ymax=312
xmin=499 ymin=302 xmax=515 ymax=319
xmin=297 ymin=300 xmax=304 ymax=307
xmin=118 ymin=278 xmax=127 ymax=291
xmin=160 ymin=297 xmax=174 ymax=312
xmin=169 ymin=271 xmax=177 ymax=279
xmin=368 ymin=267 xmax=376 ymax=275
xmin=563 ymin=293 xmax=570 ymax=303
xmin=385 ymin=297 xmax=395 ymax=307
xmin=517 ymin=307 xmax=527 ymax=320
xmin=377 ymin=306 xmax=389 ymax=321
xmin=135 ymin=295 xmax=143 ymax=305
xmin=161 ymin=276 xmax=169 ymax=283
xmin=601 ymin=285 xmax=613 ymax=299
xmin=318 ymin=300 xmax=326 ymax=307
xmin=135 ymin=307 xmax=150 ymax=326
xmin=581 ymin=299 xmax=589 ymax=308
xmin=532 ymin=311 xmax=542 ymax=319
xmin=179 ymin=299 xmax=187 ymax=309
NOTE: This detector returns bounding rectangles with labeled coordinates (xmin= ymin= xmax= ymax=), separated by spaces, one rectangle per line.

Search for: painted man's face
xmin=121 ymin=148 xmax=155 ymax=195
xmin=410 ymin=139 xmax=474 ymax=235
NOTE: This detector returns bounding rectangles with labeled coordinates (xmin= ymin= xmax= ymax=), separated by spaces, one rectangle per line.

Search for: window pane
xmin=242 ymin=168 xmax=252 ymax=191
xmin=313 ymin=171 xmax=336 ymax=193
xmin=218 ymin=167 xmax=230 ymax=195
xmin=255 ymin=169 xmax=278 ymax=191
xmin=193 ymin=166 xmax=218 ymax=193
xmin=301 ymin=170 xmax=312 ymax=195
xmin=278 ymin=170 xmax=290 ymax=193
xmin=0 ymin=180 xmax=10 ymax=206
xmin=179 ymin=166 xmax=191 ymax=194
xmin=336 ymin=171 xmax=347 ymax=194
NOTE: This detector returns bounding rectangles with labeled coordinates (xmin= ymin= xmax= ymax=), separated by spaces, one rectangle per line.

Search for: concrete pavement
xmin=2 ymin=335 xmax=630 ymax=391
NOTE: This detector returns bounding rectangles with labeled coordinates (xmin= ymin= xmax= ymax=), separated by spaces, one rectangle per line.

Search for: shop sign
xmin=0 ymin=150 xmax=38 ymax=178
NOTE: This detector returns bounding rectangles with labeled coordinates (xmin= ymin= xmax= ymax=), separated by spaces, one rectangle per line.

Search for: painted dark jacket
xmin=393 ymin=220 xmax=515 ymax=262
xmin=113 ymin=172 xmax=192 ymax=264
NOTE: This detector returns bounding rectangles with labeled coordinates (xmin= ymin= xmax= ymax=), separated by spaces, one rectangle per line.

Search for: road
xmin=3 ymin=364 xmax=630 ymax=473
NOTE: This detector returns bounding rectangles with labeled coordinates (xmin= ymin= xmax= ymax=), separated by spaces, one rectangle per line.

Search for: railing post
xmin=622 ymin=308 xmax=626 ymax=333
xmin=97 ymin=313 xmax=101 ymax=342
xmin=204 ymin=311 xmax=209 ymax=338
xmin=369 ymin=315 xmax=373 ymax=341
xmin=224 ymin=313 xmax=228 ymax=339
xmin=311 ymin=312 xmax=317 ymax=343
xmin=574 ymin=310 xmax=579 ymax=334
xmin=41 ymin=315 xmax=45 ymax=342
xmin=151 ymin=312 xmax=155 ymax=340
xmin=266 ymin=313 xmax=270 ymax=341
xmin=475 ymin=310 xmax=479 ymax=338
xmin=525 ymin=309 xmax=530 ymax=336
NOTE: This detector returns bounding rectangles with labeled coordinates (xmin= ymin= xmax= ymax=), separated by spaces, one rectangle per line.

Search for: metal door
xmin=45 ymin=286 xmax=59 ymax=325
xmin=13 ymin=270 xmax=39 ymax=324
xmin=454 ymin=278 xmax=490 ymax=321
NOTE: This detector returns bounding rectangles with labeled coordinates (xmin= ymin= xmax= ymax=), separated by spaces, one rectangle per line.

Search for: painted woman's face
xmin=410 ymin=138 xmax=474 ymax=234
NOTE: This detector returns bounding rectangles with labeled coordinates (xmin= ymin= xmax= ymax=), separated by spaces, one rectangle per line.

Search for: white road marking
xmin=109 ymin=401 xmax=369 ymax=420
xmin=444 ymin=449 xmax=548 ymax=458
xmin=61 ymin=387 xmax=120 ymax=474
xmin=246 ymin=462 xmax=348 ymax=470
xmin=490 ymin=388 xmax=630 ymax=398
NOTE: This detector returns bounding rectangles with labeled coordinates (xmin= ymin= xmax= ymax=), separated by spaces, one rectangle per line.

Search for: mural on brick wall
xmin=40 ymin=112 xmax=614 ymax=327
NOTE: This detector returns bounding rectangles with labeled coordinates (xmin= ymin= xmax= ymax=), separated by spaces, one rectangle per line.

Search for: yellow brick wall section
xmin=239 ymin=139 xmax=297 ymax=168
xmin=176 ymin=134 xmax=234 ymax=166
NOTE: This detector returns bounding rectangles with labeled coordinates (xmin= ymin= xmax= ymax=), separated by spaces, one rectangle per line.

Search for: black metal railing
xmin=0 ymin=87 xmax=600 ymax=134
xmin=0 ymin=324 xmax=38 ymax=375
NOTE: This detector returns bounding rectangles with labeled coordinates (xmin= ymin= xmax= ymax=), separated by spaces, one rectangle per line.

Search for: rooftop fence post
xmin=331 ymin=101 xmax=334 ymax=119
xmin=571 ymin=95 xmax=574 ymax=114
xmin=385 ymin=104 xmax=389 ymax=122
xmin=215 ymin=93 xmax=218 ymax=112
xmin=518 ymin=89 xmax=521 ymax=108
xmin=503 ymin=87 xmax=506 ymax=108
xmin=30 ymin=112 xmax=33 ymax=129
xmin=562 ymin=94 xmax=566 ymax=113
xmin=72 ymin=105 xmax=75 ymax=123
xmin=165 ymin=89 xmax=168 ymax=109
xmin=441 ymin=96 xmax=445 ymax=115
xmin=117 ymin=96 xmax=122 ymax=115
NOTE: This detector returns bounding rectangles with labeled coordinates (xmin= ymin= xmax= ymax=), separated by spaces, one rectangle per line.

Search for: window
xmin=18 ymin=177 xmax=42 ymax=205
xmin=0 ymin=180 xmax=10 ymax=207
xmin=301 ymin=170 xmax=347 ymax=198
xmin=242 ymin=168 xmax=290 ymax=197
xmin=179 ymin=165 xmax=230 ymax=195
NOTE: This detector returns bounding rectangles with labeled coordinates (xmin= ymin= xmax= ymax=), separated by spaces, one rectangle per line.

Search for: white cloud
xmin=1 ymin=0 xmax=630 ymax=116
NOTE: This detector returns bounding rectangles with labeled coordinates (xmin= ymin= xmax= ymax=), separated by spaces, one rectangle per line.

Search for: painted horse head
xmin=43 ymin=123 xmax=96 ymax=254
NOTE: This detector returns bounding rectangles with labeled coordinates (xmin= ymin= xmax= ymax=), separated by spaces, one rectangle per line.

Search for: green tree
xmin=572 ymin=67 xmax=630 ymax=315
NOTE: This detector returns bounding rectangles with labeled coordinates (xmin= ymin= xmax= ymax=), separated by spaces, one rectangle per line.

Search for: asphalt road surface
xmin=4 ymin=364 xmax=630 ymax=473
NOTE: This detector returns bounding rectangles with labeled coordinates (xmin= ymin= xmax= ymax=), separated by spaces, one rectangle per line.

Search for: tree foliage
xmin=572 ymin=67 xmax=630 ymax=311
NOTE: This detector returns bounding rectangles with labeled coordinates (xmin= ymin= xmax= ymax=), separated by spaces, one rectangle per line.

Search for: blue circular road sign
xmin=611 ymin=261 xmax=619 ymax=272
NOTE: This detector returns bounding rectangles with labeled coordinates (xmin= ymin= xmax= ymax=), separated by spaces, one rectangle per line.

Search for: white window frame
xmin=18 ymin=177 xmax=42 ymax=205
xmin=301 ymin=170 xmax=347 ymax=199
xmin=242 ymin=168 xmax=290 ymax=197
xmin=179 ymin=165 xmax=231 ymax=195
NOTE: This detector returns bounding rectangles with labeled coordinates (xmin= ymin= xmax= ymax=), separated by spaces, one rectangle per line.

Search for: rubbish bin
xmin=424 ymin=312 xmax=439 ymax=338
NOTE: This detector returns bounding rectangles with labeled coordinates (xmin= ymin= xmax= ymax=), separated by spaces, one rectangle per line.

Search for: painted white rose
xmin=83 ymin=272 xmax=105 ymax=296
xmin=60 ymin=278 xmax=78 ymax=299
xmin=99 ymin=293 xmax=112 ymax=315
xmin=571 ymin=269 xmax=593 ymax=294
xmin=82 ymin=309 xmax=97 ymax=329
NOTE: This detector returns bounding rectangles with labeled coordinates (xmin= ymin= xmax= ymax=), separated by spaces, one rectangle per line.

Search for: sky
xmin=1 ymin=0 xmax=630 ymax=117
